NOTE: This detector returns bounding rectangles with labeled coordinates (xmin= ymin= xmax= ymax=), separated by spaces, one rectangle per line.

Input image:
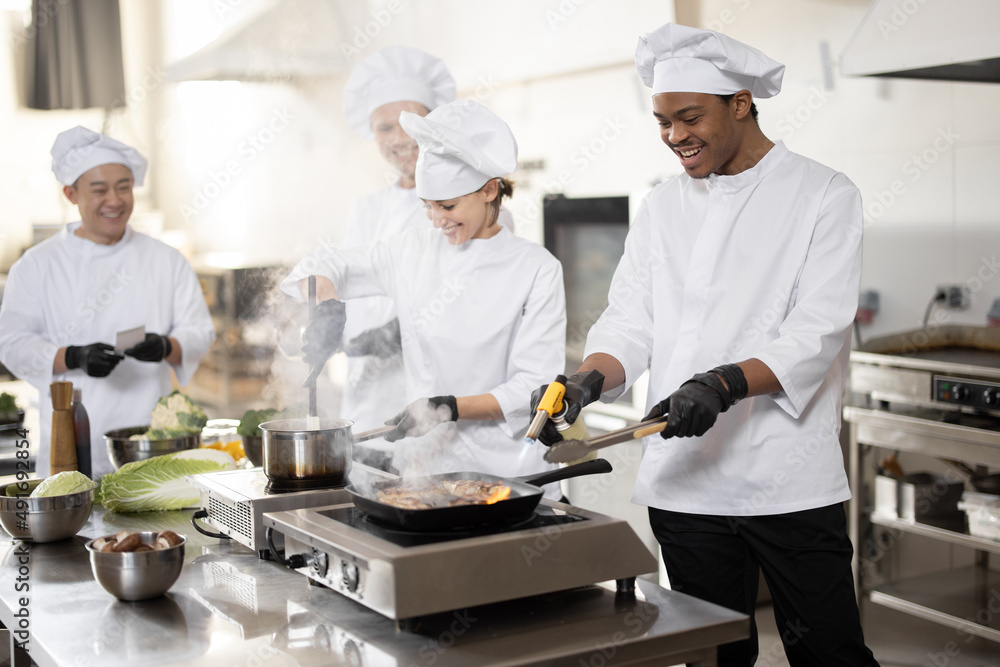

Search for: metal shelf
xmin=869 ymin=566 xmax=1000 ymax=643
xmin=870 ymin=512 xmax=1000 ymax=555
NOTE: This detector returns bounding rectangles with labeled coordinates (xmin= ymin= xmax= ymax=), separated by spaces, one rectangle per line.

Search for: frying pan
xmin=346 ymin=458 xmax=613 ymax=531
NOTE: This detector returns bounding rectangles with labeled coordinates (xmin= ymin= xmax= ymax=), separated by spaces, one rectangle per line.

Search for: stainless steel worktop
xmin=0 ymin=504 xmax=748 ymax=667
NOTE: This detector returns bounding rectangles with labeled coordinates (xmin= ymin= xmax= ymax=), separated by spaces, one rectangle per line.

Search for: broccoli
xmin=238 ymin=408 xmax=281 ymax=438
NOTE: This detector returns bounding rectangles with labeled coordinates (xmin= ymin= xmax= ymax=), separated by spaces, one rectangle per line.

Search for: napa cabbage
xmin=98 ymin=448 xmax=236 ymax=513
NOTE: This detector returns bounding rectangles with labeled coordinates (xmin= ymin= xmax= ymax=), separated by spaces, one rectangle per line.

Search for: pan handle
xmin=354 ymin=425 xmax=397 ymax=443
xmin=518 ymin=458 xmax=613 ymax=488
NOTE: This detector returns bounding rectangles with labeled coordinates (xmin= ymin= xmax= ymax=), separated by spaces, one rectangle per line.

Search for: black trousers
xmin=648 ymin=503 xmax=879 ymax=667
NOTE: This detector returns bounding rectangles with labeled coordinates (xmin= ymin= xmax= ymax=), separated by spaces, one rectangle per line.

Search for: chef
xmin=283 ymin=99 xmax=565 ymax=495
xmin=0 ymin=127 xmax=215 ymax=479
xmin=332 ymin=46 xmax=456 ymax=466
xmin=535 ymin=24 xmax=878 ymax=666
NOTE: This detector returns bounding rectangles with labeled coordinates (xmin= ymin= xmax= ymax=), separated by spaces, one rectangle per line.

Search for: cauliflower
xmin=138 ymin=391 xmax=208 ymax=439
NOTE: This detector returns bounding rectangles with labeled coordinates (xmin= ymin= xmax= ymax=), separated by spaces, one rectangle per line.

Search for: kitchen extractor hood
xmin=165 ymin=0 xmax=347 ymax=82
xmin=841 ymin=0 xmax=1000 ymax=83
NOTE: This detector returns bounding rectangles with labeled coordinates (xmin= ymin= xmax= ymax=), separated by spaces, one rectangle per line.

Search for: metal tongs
xmin=543 ymin=416 xmax=668 ymax=463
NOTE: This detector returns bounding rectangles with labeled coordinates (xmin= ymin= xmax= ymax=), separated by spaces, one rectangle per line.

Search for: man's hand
xmin=302 ymin=299 xmax=348 ymax=386
xmin=384 ymin=396 xmax=458 ymax=442
xmin=65 ymin=343 xmax=124 ymax=378
xmin=123 ymin=333 xmax=172 ymax=362
xmin=644 ymin=366 xmax=746 ymax=438
xmin=344 ymin=318 xmax=402 ymax=359
xmin=529 ymin=370 xmax=604 ymax=446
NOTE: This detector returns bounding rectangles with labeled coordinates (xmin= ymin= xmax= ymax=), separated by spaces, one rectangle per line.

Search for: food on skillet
xmin=376 ymin=480 xmax=512 ymax=510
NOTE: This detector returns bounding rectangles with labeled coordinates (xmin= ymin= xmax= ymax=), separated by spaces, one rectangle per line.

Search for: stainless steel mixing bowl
xmin=86 ymin=531 xmax=186 ymax=601
xmin=104 ymin=426 xmax=200 ymax=469
xmin=0 ymin=480 xmax=95 ymax=542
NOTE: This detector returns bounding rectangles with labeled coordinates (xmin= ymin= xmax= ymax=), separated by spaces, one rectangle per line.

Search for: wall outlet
xmin=935 ymin=285 xmax=971 ymax=310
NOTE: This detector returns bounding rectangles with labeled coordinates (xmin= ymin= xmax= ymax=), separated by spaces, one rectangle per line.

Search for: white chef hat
xmin=399 ymin=99 xmax=518 ymax=202
xmin=50 ymin=126 xmax=148 ymax=187
xmin=635 ymin=23 xmax=784 ymax=99
xmin=343 ymin=46 xmax=456 ymax=140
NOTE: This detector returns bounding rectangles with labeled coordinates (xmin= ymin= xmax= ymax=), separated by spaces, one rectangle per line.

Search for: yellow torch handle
xmin=536 ymin=380 xmax=566 ymax=417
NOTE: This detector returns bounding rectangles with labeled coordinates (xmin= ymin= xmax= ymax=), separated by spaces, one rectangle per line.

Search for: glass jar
xmin=201 ymin=418 xmax=245 ymax=462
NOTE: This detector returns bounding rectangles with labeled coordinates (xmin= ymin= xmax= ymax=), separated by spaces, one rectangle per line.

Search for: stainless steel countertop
xmin=0 ymin=504 xmax=748 ymax=667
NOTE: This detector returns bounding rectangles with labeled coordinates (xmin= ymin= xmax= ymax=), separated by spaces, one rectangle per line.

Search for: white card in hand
xmin=115 ymin=326 xmax=145 ymax=352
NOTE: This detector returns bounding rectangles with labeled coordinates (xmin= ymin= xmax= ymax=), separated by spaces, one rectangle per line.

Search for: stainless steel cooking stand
xmin=846 ymin=326 xmax=1000 ymax=644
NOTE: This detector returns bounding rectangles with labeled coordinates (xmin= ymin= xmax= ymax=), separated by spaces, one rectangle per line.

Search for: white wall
xmin=691 ymin=0 xmax=1000 ymax=340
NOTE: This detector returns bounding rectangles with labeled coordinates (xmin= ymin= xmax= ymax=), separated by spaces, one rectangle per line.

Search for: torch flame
xmin=485 ymin=486 xmax=511 ymax=504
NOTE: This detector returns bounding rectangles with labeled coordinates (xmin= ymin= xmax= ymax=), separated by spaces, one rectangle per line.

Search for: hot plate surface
xmin=321 ymin=504 xmax=588 ymax=548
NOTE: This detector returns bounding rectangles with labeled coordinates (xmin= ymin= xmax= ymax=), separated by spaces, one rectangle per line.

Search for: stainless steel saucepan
xmin=260 ymin=419 xmax=394 ymax=491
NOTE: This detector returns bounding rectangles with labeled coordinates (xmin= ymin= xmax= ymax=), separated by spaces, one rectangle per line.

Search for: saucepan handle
xmin=519 ymin=458 xmax=613 ymax=488
xmin=353 ymin=425 xmax=397 ymax=443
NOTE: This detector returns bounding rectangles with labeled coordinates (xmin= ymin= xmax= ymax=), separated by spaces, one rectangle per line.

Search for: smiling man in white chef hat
xmin=0 ymin=126 xmax=214 ymax=479
xmin=536 ymin=23 xmax=879 ymax=667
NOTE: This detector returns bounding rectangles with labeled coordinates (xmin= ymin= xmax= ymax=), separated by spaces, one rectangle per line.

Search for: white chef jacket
xmin=586 ymin=141 xmax=862 ymax=516
xmin=339 ymin=184 xmax=426 ymax=436
xmin=0 ymin=223 xmax=216 ymax=479
xmin=282 ymin=224 xmax=565 ymax=494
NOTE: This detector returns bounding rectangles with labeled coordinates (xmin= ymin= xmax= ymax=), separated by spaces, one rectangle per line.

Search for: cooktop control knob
xmin=984 ymin=387 xmax=1000 ymax=406
xmin=341 ymin=560 xmax=360 ymax=593
xmin=953 ymin=384 xmax=971 ymax=402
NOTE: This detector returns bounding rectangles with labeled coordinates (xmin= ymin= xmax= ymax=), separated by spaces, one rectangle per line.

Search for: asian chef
xmin=0 ymin=127 xmax=216 ymax=478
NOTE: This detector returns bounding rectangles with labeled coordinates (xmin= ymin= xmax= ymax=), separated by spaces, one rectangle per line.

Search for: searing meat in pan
xmin=376 ymin=480 xmax=511 ymax=510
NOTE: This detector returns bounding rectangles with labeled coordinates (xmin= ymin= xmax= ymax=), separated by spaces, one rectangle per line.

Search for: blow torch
xmin=524 ymin=375 xmax=569 ymax=445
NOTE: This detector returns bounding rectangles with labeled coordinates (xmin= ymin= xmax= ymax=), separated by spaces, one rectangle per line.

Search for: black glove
xmin=384 ymin=396 xmax=458 ymax=442
xmin=301 ymin=299 xmax=347 ymax=387
xmin=123 ymin=333 xmax=172 ymax=362
xmin=529 ymin=370 xmax=605 ymax=446
xmin=644 ymin=364 xmax=747 ymax=439
xmin=344 ymin=317 xmax=402 ymax=359
xmin=65 ymin=343 xmax=124 ymax=378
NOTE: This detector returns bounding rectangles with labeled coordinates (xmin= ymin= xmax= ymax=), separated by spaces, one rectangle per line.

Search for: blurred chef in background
xmin=332 ymin=46 xmax=456 ymax=468
xmin=283 ymin=99 xmax=565 ymax=495
xmin=0 ymin=127 xmax=215 ymax=478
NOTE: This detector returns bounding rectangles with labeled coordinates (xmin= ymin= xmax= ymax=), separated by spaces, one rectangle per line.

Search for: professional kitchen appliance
xmin=263 ymin=496 xmax=657 ymax=622
xmin=846 ymin=325 xmax=1000 ymax=643
xmin=187 ymin=465 xmax=393 ymax=559
xmin=850 ymin=325 xmax=1000 ymax=417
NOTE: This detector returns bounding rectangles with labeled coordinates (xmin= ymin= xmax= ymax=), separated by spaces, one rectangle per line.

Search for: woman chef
xmin=282 ymin=99 xmax=565 ymax=491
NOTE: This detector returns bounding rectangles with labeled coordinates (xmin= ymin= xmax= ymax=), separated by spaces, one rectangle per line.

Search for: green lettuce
xmin=98 ymin=449 xmax=236 ymax=513
xmin=30 ymin=471 xmax=96 ymax=498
